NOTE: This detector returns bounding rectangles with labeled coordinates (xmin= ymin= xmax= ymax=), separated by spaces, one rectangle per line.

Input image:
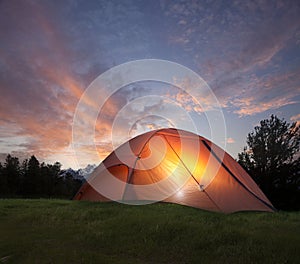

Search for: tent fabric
xmin=74 ymin=128 xmax=275 ymax=213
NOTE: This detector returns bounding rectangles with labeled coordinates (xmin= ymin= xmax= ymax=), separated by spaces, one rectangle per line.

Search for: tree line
xmin=238 ymin=115 xmax=300 ymax=211
xmin=0 ymin=155 xmax=82 ymax=199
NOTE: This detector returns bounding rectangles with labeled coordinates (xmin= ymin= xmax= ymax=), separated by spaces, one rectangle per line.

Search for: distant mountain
xmin=59 ymin=164 xmax=97 ymax=181
xmin=77 ymin=164 xmax=97 ymax=178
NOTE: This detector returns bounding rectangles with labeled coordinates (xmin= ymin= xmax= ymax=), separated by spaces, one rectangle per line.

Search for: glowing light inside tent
xmin=177 ymin=190 xmax=184 ymax=198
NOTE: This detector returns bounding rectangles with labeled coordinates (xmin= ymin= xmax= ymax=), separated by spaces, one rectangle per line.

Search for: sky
xmin=0 ymin=0 xmax=299 ymax=169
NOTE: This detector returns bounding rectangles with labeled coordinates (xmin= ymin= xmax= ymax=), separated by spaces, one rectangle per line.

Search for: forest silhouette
xmin=0 ymin=155 xmax=81 ymax=199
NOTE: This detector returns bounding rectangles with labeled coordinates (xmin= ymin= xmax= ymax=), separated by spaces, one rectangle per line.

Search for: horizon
xmin=0 ymin=0 xmax=299 ymax=169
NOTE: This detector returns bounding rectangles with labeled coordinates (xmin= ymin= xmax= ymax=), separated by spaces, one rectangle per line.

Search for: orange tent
xmin=74 ymin=128 xmax=275 ymax=213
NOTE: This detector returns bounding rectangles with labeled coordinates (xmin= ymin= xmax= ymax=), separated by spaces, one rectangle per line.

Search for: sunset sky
xmin=1 ymin=0 xmax=299 ymax=169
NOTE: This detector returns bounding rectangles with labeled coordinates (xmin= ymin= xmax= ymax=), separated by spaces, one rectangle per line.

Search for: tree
xmin=238 ymin=115 xmax=300 ymax=210
xmin=0 ymin=162 xmax=9 ymax=196
xmin=44 ymin=162 xmax=61 ymax=197
xmin=3 ymin=155 xmax=20 ymax=196
xmin=23 ymin=155 xmax=40 ymax=196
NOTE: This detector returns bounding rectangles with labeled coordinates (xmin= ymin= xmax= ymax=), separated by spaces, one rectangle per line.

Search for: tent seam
xmin=163 ymin=135 xmax=222 ymax=212
xmin=201 ymin=140 xmax=276 ymax=211
xmin=122 ymin=131 xmax=162 ymax=200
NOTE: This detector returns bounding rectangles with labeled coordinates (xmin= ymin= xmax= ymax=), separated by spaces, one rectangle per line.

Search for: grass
xmin=0 ymin=199 xmax=299 ymax=263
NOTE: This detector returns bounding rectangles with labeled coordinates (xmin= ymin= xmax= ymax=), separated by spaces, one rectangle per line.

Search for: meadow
xmin=0 ymin=199 xmax=299 ymax=263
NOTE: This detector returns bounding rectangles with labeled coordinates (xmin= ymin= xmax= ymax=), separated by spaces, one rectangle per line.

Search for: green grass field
xmin=0 ymin=199 xmax=299 ymax=264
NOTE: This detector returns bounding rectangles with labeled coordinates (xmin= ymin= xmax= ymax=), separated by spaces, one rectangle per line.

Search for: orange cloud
xmin=226 ymin=137 xmax=235 ymax=144
xmin=0 ymin=1 xmax=114 ymax=167
xmin=290 ymin=114 xmax=300 ymax=122
xmin=233 ymin=97 xmax=297 ymax=117
xmin=290 ymin=114 xmax=300 ymax=127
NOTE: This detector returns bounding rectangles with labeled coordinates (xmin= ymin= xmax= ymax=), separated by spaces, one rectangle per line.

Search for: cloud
xmin=208 ymin=62 xmax=300 ymax=117
xmin=290 ymin=113 xmax=300 ymax=127
xmin=290 ymin=113 xmax=300 ymax=122
xmin=162 ymin=0 xmax=300 ymax=117
xmin=226 ymin=137 xmax=235 ymax=144
xmin=232 ymin=97 xmax=297 ymax=117
xmin=0 ymin=1 xmax=89 ymax=166
xmin=129 ymin=115 xmax=174 ymax=137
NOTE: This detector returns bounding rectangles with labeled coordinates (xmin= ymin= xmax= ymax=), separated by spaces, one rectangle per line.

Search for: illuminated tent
xmin=74 ymin=128 xmax=275 ymax=213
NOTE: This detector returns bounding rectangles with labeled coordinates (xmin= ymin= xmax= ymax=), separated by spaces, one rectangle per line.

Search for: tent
xmin=74 ymin=128 xmax=275 ymax=213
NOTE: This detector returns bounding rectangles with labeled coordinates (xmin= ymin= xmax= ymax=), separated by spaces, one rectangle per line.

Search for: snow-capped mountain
xmin=59 ymin=164 xmax=97 ymax=181
xmin=77 ymin=164 xmax=97 ymax=178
